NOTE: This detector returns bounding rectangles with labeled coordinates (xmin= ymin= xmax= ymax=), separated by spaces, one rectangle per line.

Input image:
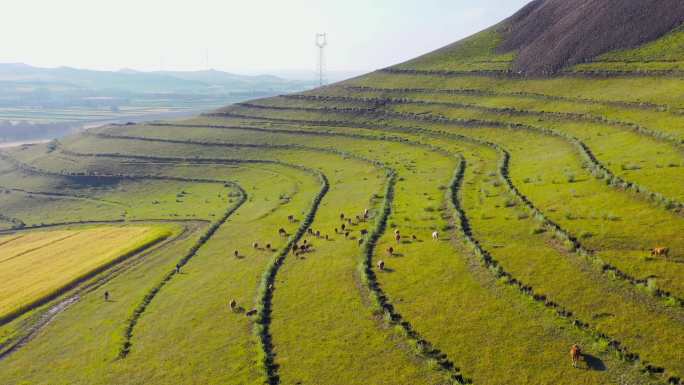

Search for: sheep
xmin=432 ymin=231 xmax=439 ymax=240
xmin=377 ymin=260 xmax=385 ymax=270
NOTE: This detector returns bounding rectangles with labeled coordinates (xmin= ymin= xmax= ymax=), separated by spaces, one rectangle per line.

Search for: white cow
xmin=432 ymin=231 xmax=439 ymax=240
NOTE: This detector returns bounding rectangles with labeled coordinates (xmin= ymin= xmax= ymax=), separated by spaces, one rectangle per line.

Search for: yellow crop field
xmin=0 ymin=226 xmax=170 ymax=320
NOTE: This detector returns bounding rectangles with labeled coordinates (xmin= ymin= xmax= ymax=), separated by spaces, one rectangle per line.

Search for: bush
xmin=530 ymin=226 xmax=546 ymax=235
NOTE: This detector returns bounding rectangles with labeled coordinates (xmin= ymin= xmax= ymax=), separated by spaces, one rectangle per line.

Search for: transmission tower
xmin=315 ymin=33 xmax=327 ymax=87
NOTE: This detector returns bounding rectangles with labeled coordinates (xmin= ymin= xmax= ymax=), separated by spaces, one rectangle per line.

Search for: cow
xmin=432 ymin=231 xmax=439 ymax=240
xmin=245 ymin=309 xmax=258 ymax=317
xmin=395 ymin=234 xmax=401 ymax=243
xmin=345 ymin=231 xmax=350 ymax=239
xmin=175 ymin=263 xmax=181 ymax=273
xmin=278 ymin=228 xmax=287 ymax=237
xmin=325 ymin=234 xmax=329 ymax=240
xmin=364 ymin=209 xmax=369 ymax=218
xmin=104 ymin=291 xmax=110 ymax=302
xmin=229 ymin=299 xmax=237 ymax=311
xmin=387 ymin=246 xmax=394 ymax=256
xmin=358 ymin=238 xmax=364 ymax=245
xmin=570 ymin=344 xmax=582 ymax=368
xmin=412 ymin=234 xmax=417 ymax=241
xmin=334 ymin=228 xmax=339 ymax=234
xmin=394 ymin=229 xmax=400 ymax=236
xmin=340 ymin=213 xmax=345 ymax=220
xmin=650 ymin=247 xmax=669 ymax=258
xmin=377 ymin=260 xmax=385 ymax=271
xmin=315 ymin=230 xmax=321 ymax=238
xmin=341 ymin=224 xmax=346 ymax=231
xmin=253 ymin=242 xmax=259 ymax=249
xmin=234 ymin=250 xmax=239 ymax=258
xmin=266 ymin=243 xmax=271 ymax=250
xmin=360 ymin=229 xmax=368 ymax=236
xmin=287 ymin=215 xmax=295 ymax=223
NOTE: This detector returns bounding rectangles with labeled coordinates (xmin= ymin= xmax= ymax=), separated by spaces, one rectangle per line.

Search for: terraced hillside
xmin=1 ymin=1 xmax=683 ymax=385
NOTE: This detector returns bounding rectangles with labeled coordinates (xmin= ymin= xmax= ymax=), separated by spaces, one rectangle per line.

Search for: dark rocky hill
xmin=498 ymin=0 xmax=684 ymax=74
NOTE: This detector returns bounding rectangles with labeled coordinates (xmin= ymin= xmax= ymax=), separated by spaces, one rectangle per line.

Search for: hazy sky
xmin=1 ymin=0 xmax=529 ymax=75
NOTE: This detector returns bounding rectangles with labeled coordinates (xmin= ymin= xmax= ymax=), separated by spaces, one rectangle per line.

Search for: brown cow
xmin=229 ymin=299 xmax=237 ymax=311
xmin=651 ymin=247 xmax=669 ymax=257
xmin=253 ymin=242 xmax=259 ymax=249
xmin=234 ymin=250 xmax=239 ymax=257
xmin=395 ymin=234 xmax=401 ymax=243
xmin=570 ymin=344 xmax=582 ymax=368
xmin=387 ymin=246 xmax=394 ymax=256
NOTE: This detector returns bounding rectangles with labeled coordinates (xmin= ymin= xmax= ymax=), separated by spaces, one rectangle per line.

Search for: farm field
xmin=0 ymin=226 xmax=170 ymax=321
xmin=0 ymin=2 xmax=683 ymax=385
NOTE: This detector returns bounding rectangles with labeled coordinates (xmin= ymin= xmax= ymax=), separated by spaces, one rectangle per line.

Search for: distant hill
xmin=0 ymin=63 xmax=314 ymax=94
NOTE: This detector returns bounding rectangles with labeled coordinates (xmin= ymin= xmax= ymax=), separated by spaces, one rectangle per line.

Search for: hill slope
xmin=0 ymin=1 xmax=683 ymax=385
xmin=499 ymin=0 xmax=684 ymax=74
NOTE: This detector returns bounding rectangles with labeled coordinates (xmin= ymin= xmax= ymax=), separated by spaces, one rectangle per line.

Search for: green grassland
xmin=0 ymin=16 xmax=683 ymax=385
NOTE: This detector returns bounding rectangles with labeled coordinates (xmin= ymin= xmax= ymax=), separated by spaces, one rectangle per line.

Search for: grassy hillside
xmin=0 ymin=2 xmax=683 ymax=385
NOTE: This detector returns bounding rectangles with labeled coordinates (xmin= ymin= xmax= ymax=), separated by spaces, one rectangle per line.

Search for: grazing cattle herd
xmin=223 ymin=210 xmax=672 ymax=367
